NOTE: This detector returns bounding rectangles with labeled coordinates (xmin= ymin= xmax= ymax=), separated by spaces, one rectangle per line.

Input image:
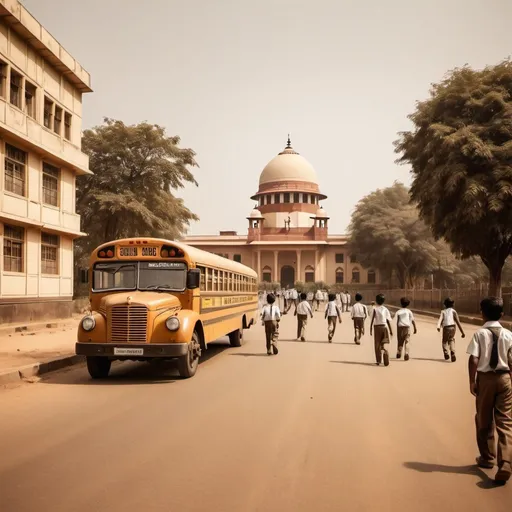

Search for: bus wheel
xmin=86 ymin=357 xmax=111 ymax=379
xmin=228 ymin=327 xmax=244 ymax=347
xmin=178 ymin=331 xmax=201 ymax=378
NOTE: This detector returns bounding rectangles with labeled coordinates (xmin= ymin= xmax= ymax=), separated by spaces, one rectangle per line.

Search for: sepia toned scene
xmin=0 ymin=0 xmax=511 ymax=511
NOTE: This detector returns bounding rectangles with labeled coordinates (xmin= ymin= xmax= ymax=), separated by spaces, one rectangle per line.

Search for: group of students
xmin=261 ymin=292 xmax=512 ymax=485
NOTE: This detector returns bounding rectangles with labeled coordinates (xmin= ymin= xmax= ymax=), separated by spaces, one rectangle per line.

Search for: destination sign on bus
xmin=119 ymin=246 xmax=159 ymax=257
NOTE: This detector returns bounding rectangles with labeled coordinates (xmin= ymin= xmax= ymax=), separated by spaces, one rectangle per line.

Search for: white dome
xmin=315 ymin=207 xmax=329 ymax=218
xmin=259 ymin=144 xmax=318 ymax=186
xmin=248 ymin=208 xmax=263 ymax=219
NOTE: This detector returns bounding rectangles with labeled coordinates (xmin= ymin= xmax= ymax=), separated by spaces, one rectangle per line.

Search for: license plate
xmin=114 ymin=348 xmax=144 ymax=356
xmin=119 ymin=246 xmax=138 ymax=257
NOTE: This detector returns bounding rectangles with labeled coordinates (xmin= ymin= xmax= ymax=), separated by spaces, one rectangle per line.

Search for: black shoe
xmin=444 ymin=353 xmax=450 ymax=360
xmin=451 ymin=352 xmax=456 ymax=362
xmin=404 ymin=354 xmax=410 ymax=361
xmin=495 ymin=464 xmax=512 ymax=484
xmin=376 ymin=362 xmax=380 ymax=366
xmin=301 ymin=337 xmax=306 ymax=342
xmin=476 ymin=456 xmax=494 ymax=469
xmin=383 ymin=353 xmax=390 ymax=366
xmin=396 ymin=353 xmax=401 ymax=359
xmin=272 ymin=344 xmax=278 ymax=355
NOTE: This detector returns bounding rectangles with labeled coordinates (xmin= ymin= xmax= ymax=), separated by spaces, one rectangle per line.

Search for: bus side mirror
xmin=80 ymin=269 xmax=89 ymax=284
xmin=187 ymin=269 xmax=201 ymax=289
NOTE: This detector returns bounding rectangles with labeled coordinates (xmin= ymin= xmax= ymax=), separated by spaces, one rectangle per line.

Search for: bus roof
xmin=94 ymin=238 xmax=257 ymax=278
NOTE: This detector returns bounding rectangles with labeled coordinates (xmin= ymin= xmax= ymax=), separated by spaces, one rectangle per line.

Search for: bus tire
xmin=86 ymin=356 xmax=111 ymax=379
xmin=229 ymin=327 xmax=244 ymax=347
xmin=178 ymin=331 xmax=201 ymax=378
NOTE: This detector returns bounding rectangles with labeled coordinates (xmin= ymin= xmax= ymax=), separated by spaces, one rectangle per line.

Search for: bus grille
xmin=108 ymin=305 xmax=148 ymax=343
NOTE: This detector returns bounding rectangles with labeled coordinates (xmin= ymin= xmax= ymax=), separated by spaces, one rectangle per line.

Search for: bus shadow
xmin=38 ymin=341 xmax=231 ymax=386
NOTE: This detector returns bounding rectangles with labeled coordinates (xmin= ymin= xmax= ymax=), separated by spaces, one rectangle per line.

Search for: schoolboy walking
xmin=395 ymin=297 xmax=417 ymax=361
xmin=295 ymin=292 xmax=314 ymax=341
xmin=370 ymin=294 xmax=393 ymax=366
xmin=260 ymin=293 xmax=280 ymax=355
xmin=437 ymin=297 xmax=465 ymax=362
xmin=341 ymin=291 xmax=348 ymax=312
xmin=467 ymin=297 xmax=512 ymax=485
xmin=315 ymin=289 xmax=323 ymax=311
xmin=325 ymin=293 xmax=342 ymax=342
xmin=351 ymin=293 xmax=368 ymax=344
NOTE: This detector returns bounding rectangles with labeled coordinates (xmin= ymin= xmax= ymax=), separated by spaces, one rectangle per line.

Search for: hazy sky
xmin=23 ymin=0 xmax=512 ymax=235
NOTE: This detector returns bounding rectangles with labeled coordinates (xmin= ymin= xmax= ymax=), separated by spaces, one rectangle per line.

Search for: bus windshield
xmin=93 ymin=262 xmax=187 ymax=292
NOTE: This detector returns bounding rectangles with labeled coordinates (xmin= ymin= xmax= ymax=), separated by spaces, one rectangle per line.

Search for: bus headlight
xmin=165 ymin=316 xmax=180 ymax=331
xmin=82 ymin=316 xmax=96 ymax=332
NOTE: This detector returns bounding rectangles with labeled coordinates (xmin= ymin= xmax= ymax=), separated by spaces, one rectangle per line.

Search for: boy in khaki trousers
xmin=261 ymin=293 xmax=280 ymax=355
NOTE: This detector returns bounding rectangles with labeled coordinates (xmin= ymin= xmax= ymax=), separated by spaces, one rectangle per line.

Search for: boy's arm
xmin=468 ymin=356 xmax=478 ymax=396
xmin=454 ymin=311 xmax=465 ymax=338
xmin=337 ymin=305 xmax=342 ymax=322
xmin=387 ymin=319 xmax=393 ymax=337
xmin=412 ymin=320 xmax=418 ymax=334
xmin=370 ymin=309 xmax=375 ymax=334
xmin=437 ymin=312 xmax=443 ymax=331
xmin=309 ymin=302 xmax=314 ymax=318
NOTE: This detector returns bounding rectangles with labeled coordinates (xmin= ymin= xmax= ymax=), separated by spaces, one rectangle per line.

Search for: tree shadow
xmin=330 ymin=360 xmax=379 ymax=367
xmin=403 ymin=461 xmax=497 ymax=489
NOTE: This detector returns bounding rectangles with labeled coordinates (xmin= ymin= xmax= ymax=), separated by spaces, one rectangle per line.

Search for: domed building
xmin=183 ymin=138 xmax=379 ymax=288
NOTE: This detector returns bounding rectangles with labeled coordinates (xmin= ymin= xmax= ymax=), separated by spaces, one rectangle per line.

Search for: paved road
xmin=0 ymin=312 xmax=511 ymax=511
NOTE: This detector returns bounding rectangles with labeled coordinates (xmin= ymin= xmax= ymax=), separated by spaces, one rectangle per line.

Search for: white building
xmin=0 ymin=0 xmax=92 ymax=322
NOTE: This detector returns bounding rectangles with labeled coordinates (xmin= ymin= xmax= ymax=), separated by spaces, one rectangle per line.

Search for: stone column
xmin=257 ymin=250 xmax=261 ymax=281
xmin=314 ymin=249 xmax=319 ymax=281
xmin=273 ymin=250 xmax=279 ymax=282
xmin=296 ymin=249 xmax=302 ymax=282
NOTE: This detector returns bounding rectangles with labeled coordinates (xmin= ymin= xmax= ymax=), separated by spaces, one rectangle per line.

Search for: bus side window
xmin=212 ymin=269 xmax=217 ymax=291
xmin=198 ymin=266 xmax=206 ymax=291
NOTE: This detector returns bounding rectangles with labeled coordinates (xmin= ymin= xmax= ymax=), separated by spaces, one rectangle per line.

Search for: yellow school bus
xmin=76 ymin=238 xmax=258 ymax=379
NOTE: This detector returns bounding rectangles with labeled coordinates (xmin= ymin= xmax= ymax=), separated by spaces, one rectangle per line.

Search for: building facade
xmin=183 ymin=138 xmax=379 ymax=288
xmin=0 ymin=0 xmax=92 ymax=322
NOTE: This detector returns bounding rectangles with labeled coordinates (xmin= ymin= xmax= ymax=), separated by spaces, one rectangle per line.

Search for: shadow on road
xmin=403 ymin=461 xmax=497 ymax=489
xmin=412 ymin=357 xmax=448 ymax=363
xmin=230 ymin=353 xmax=270 ymax=357
xmin=330 ymin=360 xmax=378 ymax=367
xmin=39 ymin=341 xmax=231 ymax=386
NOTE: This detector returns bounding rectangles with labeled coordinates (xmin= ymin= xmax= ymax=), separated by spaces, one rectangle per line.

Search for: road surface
xmin=0 ymin=311 xmax=511 ymax=511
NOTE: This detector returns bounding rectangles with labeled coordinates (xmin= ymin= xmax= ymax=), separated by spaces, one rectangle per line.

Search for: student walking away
xmin=295 ymin=292 xmax=314 ymax=341
xmin=325 ymin=293 xmax=342 ymax=342
xmin=437 ymin=297 xmax=465 ymax=362
xmin=291 ymin=288 xmax=299 ymax=312
xmin=467 ymin=297 xmax=512 ymax=485
xmin=315 ymin=289 xmax=323 ymax=311
xmin=351 ymin=293 xmax=368 ymax=344
xmin=307 ymin=291 xmax=314 ymax=307
xmin=341 ymin=291 xmax=348 ymax=312
xmin=370 ymin=294 xmax=393 ymax=366
xmin=395 ymin=297 xmax=417 ymax=360
xmin=261 ymin=293 xmax=280 ymax=355
xmin=347 ymin=292 xmax=352 ymax=311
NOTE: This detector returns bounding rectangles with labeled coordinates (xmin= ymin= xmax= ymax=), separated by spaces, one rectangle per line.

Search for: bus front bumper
xmin=76 ymin=342 xmax=189 ymax=358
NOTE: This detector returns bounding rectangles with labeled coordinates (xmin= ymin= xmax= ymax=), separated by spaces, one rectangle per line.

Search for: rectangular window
xmin=266 ymin=194 xmax=271 ymax=205
xmin=4 ymin=143 xmax=27 ymax=196
xmin=44 ymin=97 xmax=54 ymax=129
xmin=234 ymin=254 xmax=242 ymax=263
xmin=25 ymin=81 xmax=36 ymax=119
xmin=199 ymin=266 xmax=206 ymax=290
xmin=9 ymin=69 xmax=22 ymax=108
xmin=42 ymin=162 xmax=60 ymax=206
xmin=350 ymin=255 xmax=357 ymax=263
xmin=303 ymin=194 xmax=309 ymax=204
xmin=335 ymin=253 xmax=344 ymax=264
xmin=284 ymin=192 xmax=290 ymax=203
xmin=54 ymin=106 xmax=63 ymax=135
xmin=64 ymin=112 xmax=72 ymax=141
xmin=274 ymin=194 xmax=281 ymax=204
xmin=206 ymin=267 xmax=212 ymax=291
xmin=41 ymin=232 xmax=59 ymax=274
xmin=293 ymin=193 xmax=299 ymax=203
xmin=0 ymin=60 xmax=7 ymax=98
xmin=3 ymin=224 xmax=24 ymax=272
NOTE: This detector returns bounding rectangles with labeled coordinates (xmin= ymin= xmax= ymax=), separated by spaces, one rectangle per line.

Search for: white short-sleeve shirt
xmin=325 ymin=301 xmax=340 ymax=317
xmin=351 ymin=303 xmax=368 ymax=319
xmin=261 ymin=304 xmax=281 ymax=321
xmin=373 ymin=305 xmax=391 ymax=326
xmin=466 ymin=321 xmax=512 ymax=372
xmin=396 ymin=308 xmax=415 ymax=327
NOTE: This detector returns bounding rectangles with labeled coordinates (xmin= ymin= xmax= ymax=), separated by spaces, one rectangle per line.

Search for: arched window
xmin=367 ymin=269 xmax=376 ymax=284
xmin=262 ymin=266 xmax=272 ymax=283
xmin=351 ymin=267 xmax=360 ymax=284
xmin=305 ymin=265 xmax=315 ymax=283
xmin=335 ymin=267 xmax=344 ymax=284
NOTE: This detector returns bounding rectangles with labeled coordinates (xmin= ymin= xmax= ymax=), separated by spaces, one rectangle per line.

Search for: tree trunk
xmin=488 ymin=264 xmax=503 ymax=297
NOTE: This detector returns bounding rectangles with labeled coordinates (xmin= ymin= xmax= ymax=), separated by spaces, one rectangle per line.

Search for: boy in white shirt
xmin=341 ymin=291 xmax=348 ymax=312
xmin=467 ymin=297 xmax=512 ymax=485
xmin=370 ymin=294 xmax=393 ymax=366
xmin=437 ymin=297 xmax=465 ymax=362
xmin=395 ymin=297 xmax=417 ymax=361
xmin=260 ymin=293 xmax=280 ymax=355
xmin=351 ymin=293 xmax=368 ymax=344
xmin=325 ymin=293 xmax=342 ymax=342
xmin=314 ymin=289 xmax=323 ymax=311
xmin=295 ymin=292 xmax=314 ymax=341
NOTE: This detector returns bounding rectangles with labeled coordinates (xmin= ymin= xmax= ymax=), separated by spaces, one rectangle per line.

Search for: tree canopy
xmin=77 ymin=118 xmax=199 ymax=255
xmin=348 ymin=182 xmax=445 ymax=288
xmin=395 ymin=60 xmax=512 ymax=295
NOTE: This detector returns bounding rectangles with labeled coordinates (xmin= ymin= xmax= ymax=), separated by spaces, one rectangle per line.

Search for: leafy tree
xmin=395 ymin=60 xmax=512 ymax=296
xmin=349 ymin=183 xmax=444 ymax=288
xmin=76 ymin=118 xmax=198 ymax=265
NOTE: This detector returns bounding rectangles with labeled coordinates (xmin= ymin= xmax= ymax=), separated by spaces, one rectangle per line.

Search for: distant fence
xmin=359 ymin=288 xmax=512 ymax=318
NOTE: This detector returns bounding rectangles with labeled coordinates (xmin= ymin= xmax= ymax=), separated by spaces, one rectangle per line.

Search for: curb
xmin=0 ymin=354 xmax=84 ymax=385
xmin=0 ymin=318 xmax=80 ymax=337
xmin=387 ymin=305 xmax=512 ymax=330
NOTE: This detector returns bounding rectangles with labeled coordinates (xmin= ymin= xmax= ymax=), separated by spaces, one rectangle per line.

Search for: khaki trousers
xmin=475 ymin=371 xmax=512 ymax=469
xmin=442 ymin=325 xmax=456 ymax=355
xmin=297 ymin=314 xmax=308 ymax=340
xmin=353 ymin=317 xmax=364 ymax=343
xmin=264 ymin=320 xmax=278 ymax=351
xmin=397 ymin=326 xmax=411 ymax=355
xmin=373 ymin=325 xmax=389 ymax=364
xmin=327 ymin=317 xmax=337 ymax=338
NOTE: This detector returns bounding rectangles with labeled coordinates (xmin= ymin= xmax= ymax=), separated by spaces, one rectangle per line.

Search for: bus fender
xmin=174 ymin=309 xmax=203 ymax=345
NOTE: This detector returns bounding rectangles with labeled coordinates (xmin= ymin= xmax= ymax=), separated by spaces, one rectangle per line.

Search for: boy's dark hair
xmin=328 ymin=293 xmax=336 ymax=302
xmin=376 ymin=294 xmax=385 ymax=305
xmin=444 ymin=297 xmax=454 ymax=308
xmin=355 ymin=293 xmax=362 ymax=302
xmin=300 ymin=292 xmax=307 ymax=301
xmin=480 ymin=297 xmax=503 ymax=321
xmin=400 ymin=297 xmax=410 ymax=307
xmin=267 ymin=293 xmax=276 ymax=304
